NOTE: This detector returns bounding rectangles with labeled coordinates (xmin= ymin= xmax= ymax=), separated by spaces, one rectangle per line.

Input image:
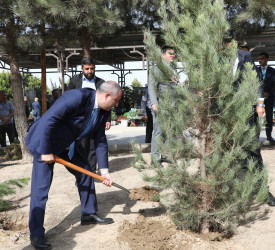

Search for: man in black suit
xmin=67 ymin=57 xmax=111 ymax=173
xmin=231 ymin=42 xmax=275 ymax=206
xmin=257 ymin=52 xmax=275 ymax=142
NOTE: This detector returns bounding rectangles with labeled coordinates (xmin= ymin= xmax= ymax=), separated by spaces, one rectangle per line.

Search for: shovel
xmin=54 ymin=155 xmax=130 ymax=194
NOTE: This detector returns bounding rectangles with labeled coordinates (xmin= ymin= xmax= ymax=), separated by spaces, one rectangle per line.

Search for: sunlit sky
xmin=31 ymin=61 xmax=149 ymax=89
xmin=2 ymin=59 xmax=274 ymax=90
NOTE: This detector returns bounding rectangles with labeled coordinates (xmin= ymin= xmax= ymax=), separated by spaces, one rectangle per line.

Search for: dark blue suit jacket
xmin=31 ymin=101 xmax=41 ymax=117
xmin=25 ymin=88 xmax=109 ymax=169
xmin=236 ymin=50 xmax=264 ymax=98
xmin=256 ymin=65 xmax=275 ymax=99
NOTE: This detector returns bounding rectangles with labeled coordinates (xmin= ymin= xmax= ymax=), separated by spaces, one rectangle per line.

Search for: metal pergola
xmin=0 ymin=27 xmax=275 ymax=84
xmin=0 ymin=30 xmax=152 ymax=90
xmin=244 ymin=26 xmax=275 ymax=63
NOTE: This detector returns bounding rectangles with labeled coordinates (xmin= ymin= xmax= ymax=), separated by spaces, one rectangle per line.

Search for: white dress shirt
xmin=82 ymin=75 xmax=96 ymax=89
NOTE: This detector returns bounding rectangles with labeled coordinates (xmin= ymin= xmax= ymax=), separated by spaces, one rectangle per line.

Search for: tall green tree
xmin=0 ymin=71 xmax=46 ymax=100
xmin=0 ymin=71 xmax=12 ymax=98
xmin=27 ymin=0 xmax=124 ymax=58
xmin=224 ymin=0 xmax=275 ymax=38
xmin=235 ymin=0 xmax=275 ymax=27
xmin=0 ymin=0 xmax=40 ymax=161
xmin=135 ymin=0 xmax=268 ymax=234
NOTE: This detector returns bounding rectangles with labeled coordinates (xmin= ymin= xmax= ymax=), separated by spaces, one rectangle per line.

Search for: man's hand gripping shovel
xmin=54 ymin=155 xmax=130 ymax=194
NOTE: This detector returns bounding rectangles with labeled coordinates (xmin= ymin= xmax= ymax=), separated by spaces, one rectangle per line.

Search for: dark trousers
xmin=145 ymin=108 xmax=153 ymax=143
xmin=264 ymin=98 xmax=274 ymax=139
xmin=13 ymin=122 xmax=18 ymax=139
xmin=29 ymin=147 xmax=98 ymax=236
xmin=80 ymin=136 xmax=97 ymax=172
xmin=0 ymin=123 xmax=15 ymax=147
xmin=247 ymin=110 xmax=263 ymax=172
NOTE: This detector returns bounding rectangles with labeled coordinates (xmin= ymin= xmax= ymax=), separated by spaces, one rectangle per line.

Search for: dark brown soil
xmin=1 ymin=151 xmax=275 ymax=249
xmin=117 ymin=214 xmax=227 ymax=250
xmin=129 ymin=185 xmax=160 ymax=202
xmin=117 ymin=215 xmax=186 ymax=250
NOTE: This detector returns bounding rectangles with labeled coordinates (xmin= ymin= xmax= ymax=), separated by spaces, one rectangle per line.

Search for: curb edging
xmin=108 ymin=143 xmax=151 ymax=154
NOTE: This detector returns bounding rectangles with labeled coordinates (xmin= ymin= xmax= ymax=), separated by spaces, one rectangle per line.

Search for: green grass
xmin=0 ymin=178 xmax=30 ymax=211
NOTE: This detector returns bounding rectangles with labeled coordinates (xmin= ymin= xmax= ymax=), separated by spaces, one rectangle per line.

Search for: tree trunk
xmin=200 ymin=132 xmax=210 ymax=233
xmin=81 ymin=26 xmax=91 ymax=58
xmin=6 ymin=16 xmax=32 ymax=162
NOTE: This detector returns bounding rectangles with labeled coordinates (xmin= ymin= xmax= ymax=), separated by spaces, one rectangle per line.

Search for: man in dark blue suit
xmin=31 ymin=97 xmax=41 ymax=121
xmin=25 ymin=81 xmax=122 ymax=249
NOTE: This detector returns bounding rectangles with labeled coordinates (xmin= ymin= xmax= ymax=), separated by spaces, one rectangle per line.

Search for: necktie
xmin=262 ymin=67 xmax=266 ymax=80
xmin=68 ymin=108 xmax=99 ymax=160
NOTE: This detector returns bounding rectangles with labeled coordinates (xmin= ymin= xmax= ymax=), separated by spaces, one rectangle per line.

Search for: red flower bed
xmin=116 ymin=116 xmax=128 ymax=123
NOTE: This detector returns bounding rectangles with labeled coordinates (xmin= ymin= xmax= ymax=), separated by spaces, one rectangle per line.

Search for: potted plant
xmin=120 ymin=116 xmax=129 ymax=127
xmin=111 ymin=111 xmax=117 ymax=126
xmin=127 ymin=108 xmax=138 ymax=127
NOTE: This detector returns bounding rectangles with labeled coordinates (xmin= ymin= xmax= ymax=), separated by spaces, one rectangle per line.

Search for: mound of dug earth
xmin=117 ymin=215 xmax=218 ymax=250
xmin=129 ymin=185 xmax=160 ymax=202
xmin=118 ymin=215 xmax=182 ymax=249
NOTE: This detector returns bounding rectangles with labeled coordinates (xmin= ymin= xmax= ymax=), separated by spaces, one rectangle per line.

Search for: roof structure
xmin=247 ymin=26 xmax=275 ymax=63
xmin=0 ymin=27 xmax=274 ymax=75
xmin=0 ymin=30 xmax=152 ymax=74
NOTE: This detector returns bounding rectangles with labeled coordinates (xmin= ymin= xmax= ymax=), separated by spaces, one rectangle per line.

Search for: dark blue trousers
xmin=29 ymin=148 xmax=98 ymax=236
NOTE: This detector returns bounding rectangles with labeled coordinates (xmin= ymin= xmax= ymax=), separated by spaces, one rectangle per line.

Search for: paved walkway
xmin=1 ymin=125 xmax=274 ymax=153
xmin=260 ymin=129 xmax=275 ymax=142
xmin=106 ymin=124 xmax=146 ymax=145
xmin=105 ymin=125 xmax=273 ymax=144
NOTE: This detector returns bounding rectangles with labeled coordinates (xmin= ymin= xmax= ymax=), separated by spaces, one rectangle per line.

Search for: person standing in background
xmin=0 ymin=90 xmax=15 ymax=147
xmin=32 ymin=97 xmax=41 ymax=122
xmin=232 ymin=42 xmax=275 ymax=207
xmin=148 ymin=46 xmax=178 ymax=167
xmin=141 ymin=86 xmax=153 ymax=143
xmin=257 ymin=52 xmax=275 ymax=142
xmin=24 ymin=96 xmax=30 ymax=119
xmin=47 ymin=89 xmax=60 ymax=109
xmin=67 ymin=57 xmax=111 ymax=173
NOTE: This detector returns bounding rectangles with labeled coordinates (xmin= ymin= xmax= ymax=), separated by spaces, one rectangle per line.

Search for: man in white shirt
xmin=67 ymin=58 xmax=111 ymax=172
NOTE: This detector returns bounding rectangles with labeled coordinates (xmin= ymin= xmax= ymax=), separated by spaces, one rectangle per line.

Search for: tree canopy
xmin=0 ymin=70 xmax=48 ymax=100
xmin=132 ymin=78 xmax=143 ymax=87
xmin=224 ymin=0 xmax=275 ymax=38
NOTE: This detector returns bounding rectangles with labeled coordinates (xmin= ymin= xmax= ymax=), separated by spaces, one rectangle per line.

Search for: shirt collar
xmin=83 ymin=75 xmax=96 ymax=83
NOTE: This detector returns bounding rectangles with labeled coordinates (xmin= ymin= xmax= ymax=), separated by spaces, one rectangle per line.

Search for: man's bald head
xmin=98 ymin=81 xmax=121 ymax=96
xmin=97 ymin=81 xmax=122 ymax=111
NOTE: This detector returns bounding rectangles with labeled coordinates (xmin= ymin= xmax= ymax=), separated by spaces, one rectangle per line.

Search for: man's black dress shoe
xmin=151 ymin=160 xmax=163 ymax=168
xmin=267 ymin=137 xmax=275 ymax=142
xmin=268 ymin=192 xmax=275 ymax=206
xmin=160 ymin=156 xmax=172 ymax=164
xmin=30 ymin=235 xmax=51 ymax=249
xmin=81 ymin=213 xmax=114 ymax=225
